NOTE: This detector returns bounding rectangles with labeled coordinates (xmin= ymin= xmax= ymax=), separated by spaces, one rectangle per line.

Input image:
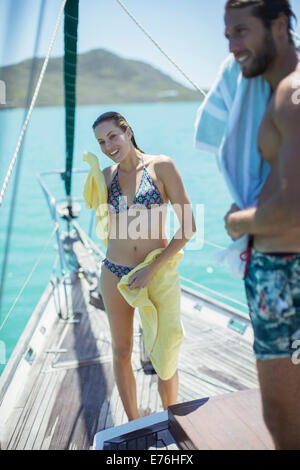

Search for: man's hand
xmin=224 ymin=203 xmax=245 ymax=241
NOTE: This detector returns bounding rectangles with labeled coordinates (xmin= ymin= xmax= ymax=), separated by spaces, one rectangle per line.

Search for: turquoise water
xmin=0 ymin=102 xmax=247 ymax=375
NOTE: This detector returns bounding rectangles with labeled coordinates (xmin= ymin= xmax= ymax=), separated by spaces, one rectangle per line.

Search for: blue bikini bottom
xmin=102 ymin=258 xmax=133 ymax=278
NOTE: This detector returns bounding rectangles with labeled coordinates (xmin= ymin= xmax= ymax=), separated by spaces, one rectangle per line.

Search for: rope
xmin=115 ymin=0 xmax=245 ymax=310
xmin=0 ymin=0 xmax=67 ymax=208
xmin=115 ymin=0 xmax=207 ymax=98
xmin=0 ymin=0 xmax=47 ymax=316
xmin=203 ymin=239 xmax=226 ymax=250
xmin=0 ymin=224 xmax=58 ymax=332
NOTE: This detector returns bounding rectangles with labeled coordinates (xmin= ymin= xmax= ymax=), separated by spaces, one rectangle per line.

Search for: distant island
xmin=0 ymin=48 xmax=204 ymax=108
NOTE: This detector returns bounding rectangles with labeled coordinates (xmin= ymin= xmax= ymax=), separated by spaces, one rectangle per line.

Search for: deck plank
xmin=46 ymin=362 xmax=114 ymax=450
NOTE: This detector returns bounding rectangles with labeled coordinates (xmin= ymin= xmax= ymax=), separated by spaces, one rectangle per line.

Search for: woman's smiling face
xmin=94 ymin=119 xmax=132 ymax=163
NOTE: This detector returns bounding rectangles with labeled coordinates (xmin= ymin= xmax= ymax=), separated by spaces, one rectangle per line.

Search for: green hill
xmin=0 ymin=48 xmax=203 ymax=108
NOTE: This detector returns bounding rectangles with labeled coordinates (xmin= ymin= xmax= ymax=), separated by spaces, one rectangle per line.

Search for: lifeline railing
xmin=2 ymin=166 xmax=246 ymax=329
xmin=36 ymin=168 xmax=91 ymax=320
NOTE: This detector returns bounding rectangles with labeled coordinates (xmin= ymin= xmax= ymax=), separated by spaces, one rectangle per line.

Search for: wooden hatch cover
xmin=168 ymin=388 xmax=274 ymax=450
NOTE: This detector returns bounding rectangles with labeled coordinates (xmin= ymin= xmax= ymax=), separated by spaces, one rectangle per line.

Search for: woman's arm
xmin=128 ymin=156 xmax=196 ymax=289
xmin=150 ymin=156 xmax=196 ymax=272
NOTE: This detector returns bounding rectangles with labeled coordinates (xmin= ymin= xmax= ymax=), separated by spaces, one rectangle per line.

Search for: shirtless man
xmin=224 ymin=0 xmax=300 ymax=450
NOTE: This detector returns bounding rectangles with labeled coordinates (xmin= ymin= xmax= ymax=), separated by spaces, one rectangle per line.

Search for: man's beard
xmin=242 ymin=30 xmax=277 ymax=78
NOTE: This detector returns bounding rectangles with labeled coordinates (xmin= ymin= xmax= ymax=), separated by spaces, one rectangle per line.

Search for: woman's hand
xmin=128 ymin=265 xmax=156 ymax=290
xmin=224 ymin=204 xmax=244 ymax=241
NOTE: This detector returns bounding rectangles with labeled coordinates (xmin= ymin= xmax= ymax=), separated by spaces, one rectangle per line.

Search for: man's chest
xmin=257 ymin=96 xmax=281 ymax=165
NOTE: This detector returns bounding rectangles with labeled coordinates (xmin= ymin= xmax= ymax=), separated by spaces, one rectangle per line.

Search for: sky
xmin=1 ymin=0 xmax=300 ymax=89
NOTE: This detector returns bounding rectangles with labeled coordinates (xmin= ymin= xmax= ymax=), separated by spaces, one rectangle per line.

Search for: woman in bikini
xmin=92 ymin=111 xmax=196 ymax=421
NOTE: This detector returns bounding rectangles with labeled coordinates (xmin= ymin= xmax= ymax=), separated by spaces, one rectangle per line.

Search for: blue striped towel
xmin=194 ymin=34 xmax=300 ymax=278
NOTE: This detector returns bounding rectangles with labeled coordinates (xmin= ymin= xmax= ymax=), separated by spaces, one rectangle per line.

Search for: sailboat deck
xmin=0 ymin=265 xmax=259 ymax=450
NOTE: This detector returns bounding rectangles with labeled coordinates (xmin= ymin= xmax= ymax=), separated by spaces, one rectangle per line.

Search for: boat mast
xmin=63 ymin=0 xmax=79 ymax=220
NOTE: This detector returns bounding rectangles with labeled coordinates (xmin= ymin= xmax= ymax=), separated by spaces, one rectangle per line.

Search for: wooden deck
xmin=168 ymin=389 xmax=274 ymax=450
xmin=0 ymin=235 xmax=259 ymax=450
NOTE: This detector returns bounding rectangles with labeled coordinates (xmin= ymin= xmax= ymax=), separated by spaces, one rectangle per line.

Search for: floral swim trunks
xmin=244 ymin=248 xmax=300 ymax=360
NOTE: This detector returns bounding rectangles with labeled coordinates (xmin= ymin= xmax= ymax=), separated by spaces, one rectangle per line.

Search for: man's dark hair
xmin=225 ymin=0 xmax=297 ymax=43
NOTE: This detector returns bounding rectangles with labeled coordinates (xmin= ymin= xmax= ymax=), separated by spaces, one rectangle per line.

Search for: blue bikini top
xmin=108 ymin=156 xmax=164 ymax=213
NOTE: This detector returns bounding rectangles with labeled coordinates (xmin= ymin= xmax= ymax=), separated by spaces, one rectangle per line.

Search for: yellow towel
xmin=83 ymin=151 xmax=109 ymax=248
xmin=118 ymin=248 xmax=185 ymax=381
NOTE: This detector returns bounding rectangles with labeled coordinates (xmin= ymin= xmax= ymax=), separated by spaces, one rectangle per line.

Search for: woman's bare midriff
xmin=105 ymin=204 xmax=169 ymax=266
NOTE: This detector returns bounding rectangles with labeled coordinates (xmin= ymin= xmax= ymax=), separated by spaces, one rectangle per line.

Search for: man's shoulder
xmin=275 ymin=64 xmax=300 ymax=108
xmin=273 ymin=65 xmax=300 ymax=134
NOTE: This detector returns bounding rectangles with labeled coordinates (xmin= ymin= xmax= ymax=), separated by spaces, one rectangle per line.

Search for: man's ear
xmin=273 ymin=13 xmax=289 ymax=40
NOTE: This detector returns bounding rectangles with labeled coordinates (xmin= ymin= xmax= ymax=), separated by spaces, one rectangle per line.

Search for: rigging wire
xmin=0 ymin=224 xmax=58 ymax=332
xmin=113 ymin=1 xmax=248 ymax=310
xmin=180 ymin=275 xmax=248 ymax=310
xmin=0 ymin=0 xmax=47 ymax=316
xmin=203 ymin=239 xmax=225 ymax=250
xmin=0 ymin=0 xmax=245 ymax=326
xmin=115 ymin=0 xmax=207 ymax=98
xmin=0 ymin=0 xmax=67 ymax=208
xmin=0 ymin=0 xmax=67 ymax=317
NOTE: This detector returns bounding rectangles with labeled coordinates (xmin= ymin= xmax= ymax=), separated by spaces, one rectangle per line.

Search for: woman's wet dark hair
xmin=92 ymin=111 xmax=144 ymax=153
xmin=225 ymin=0 xmax=297 ymax=43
